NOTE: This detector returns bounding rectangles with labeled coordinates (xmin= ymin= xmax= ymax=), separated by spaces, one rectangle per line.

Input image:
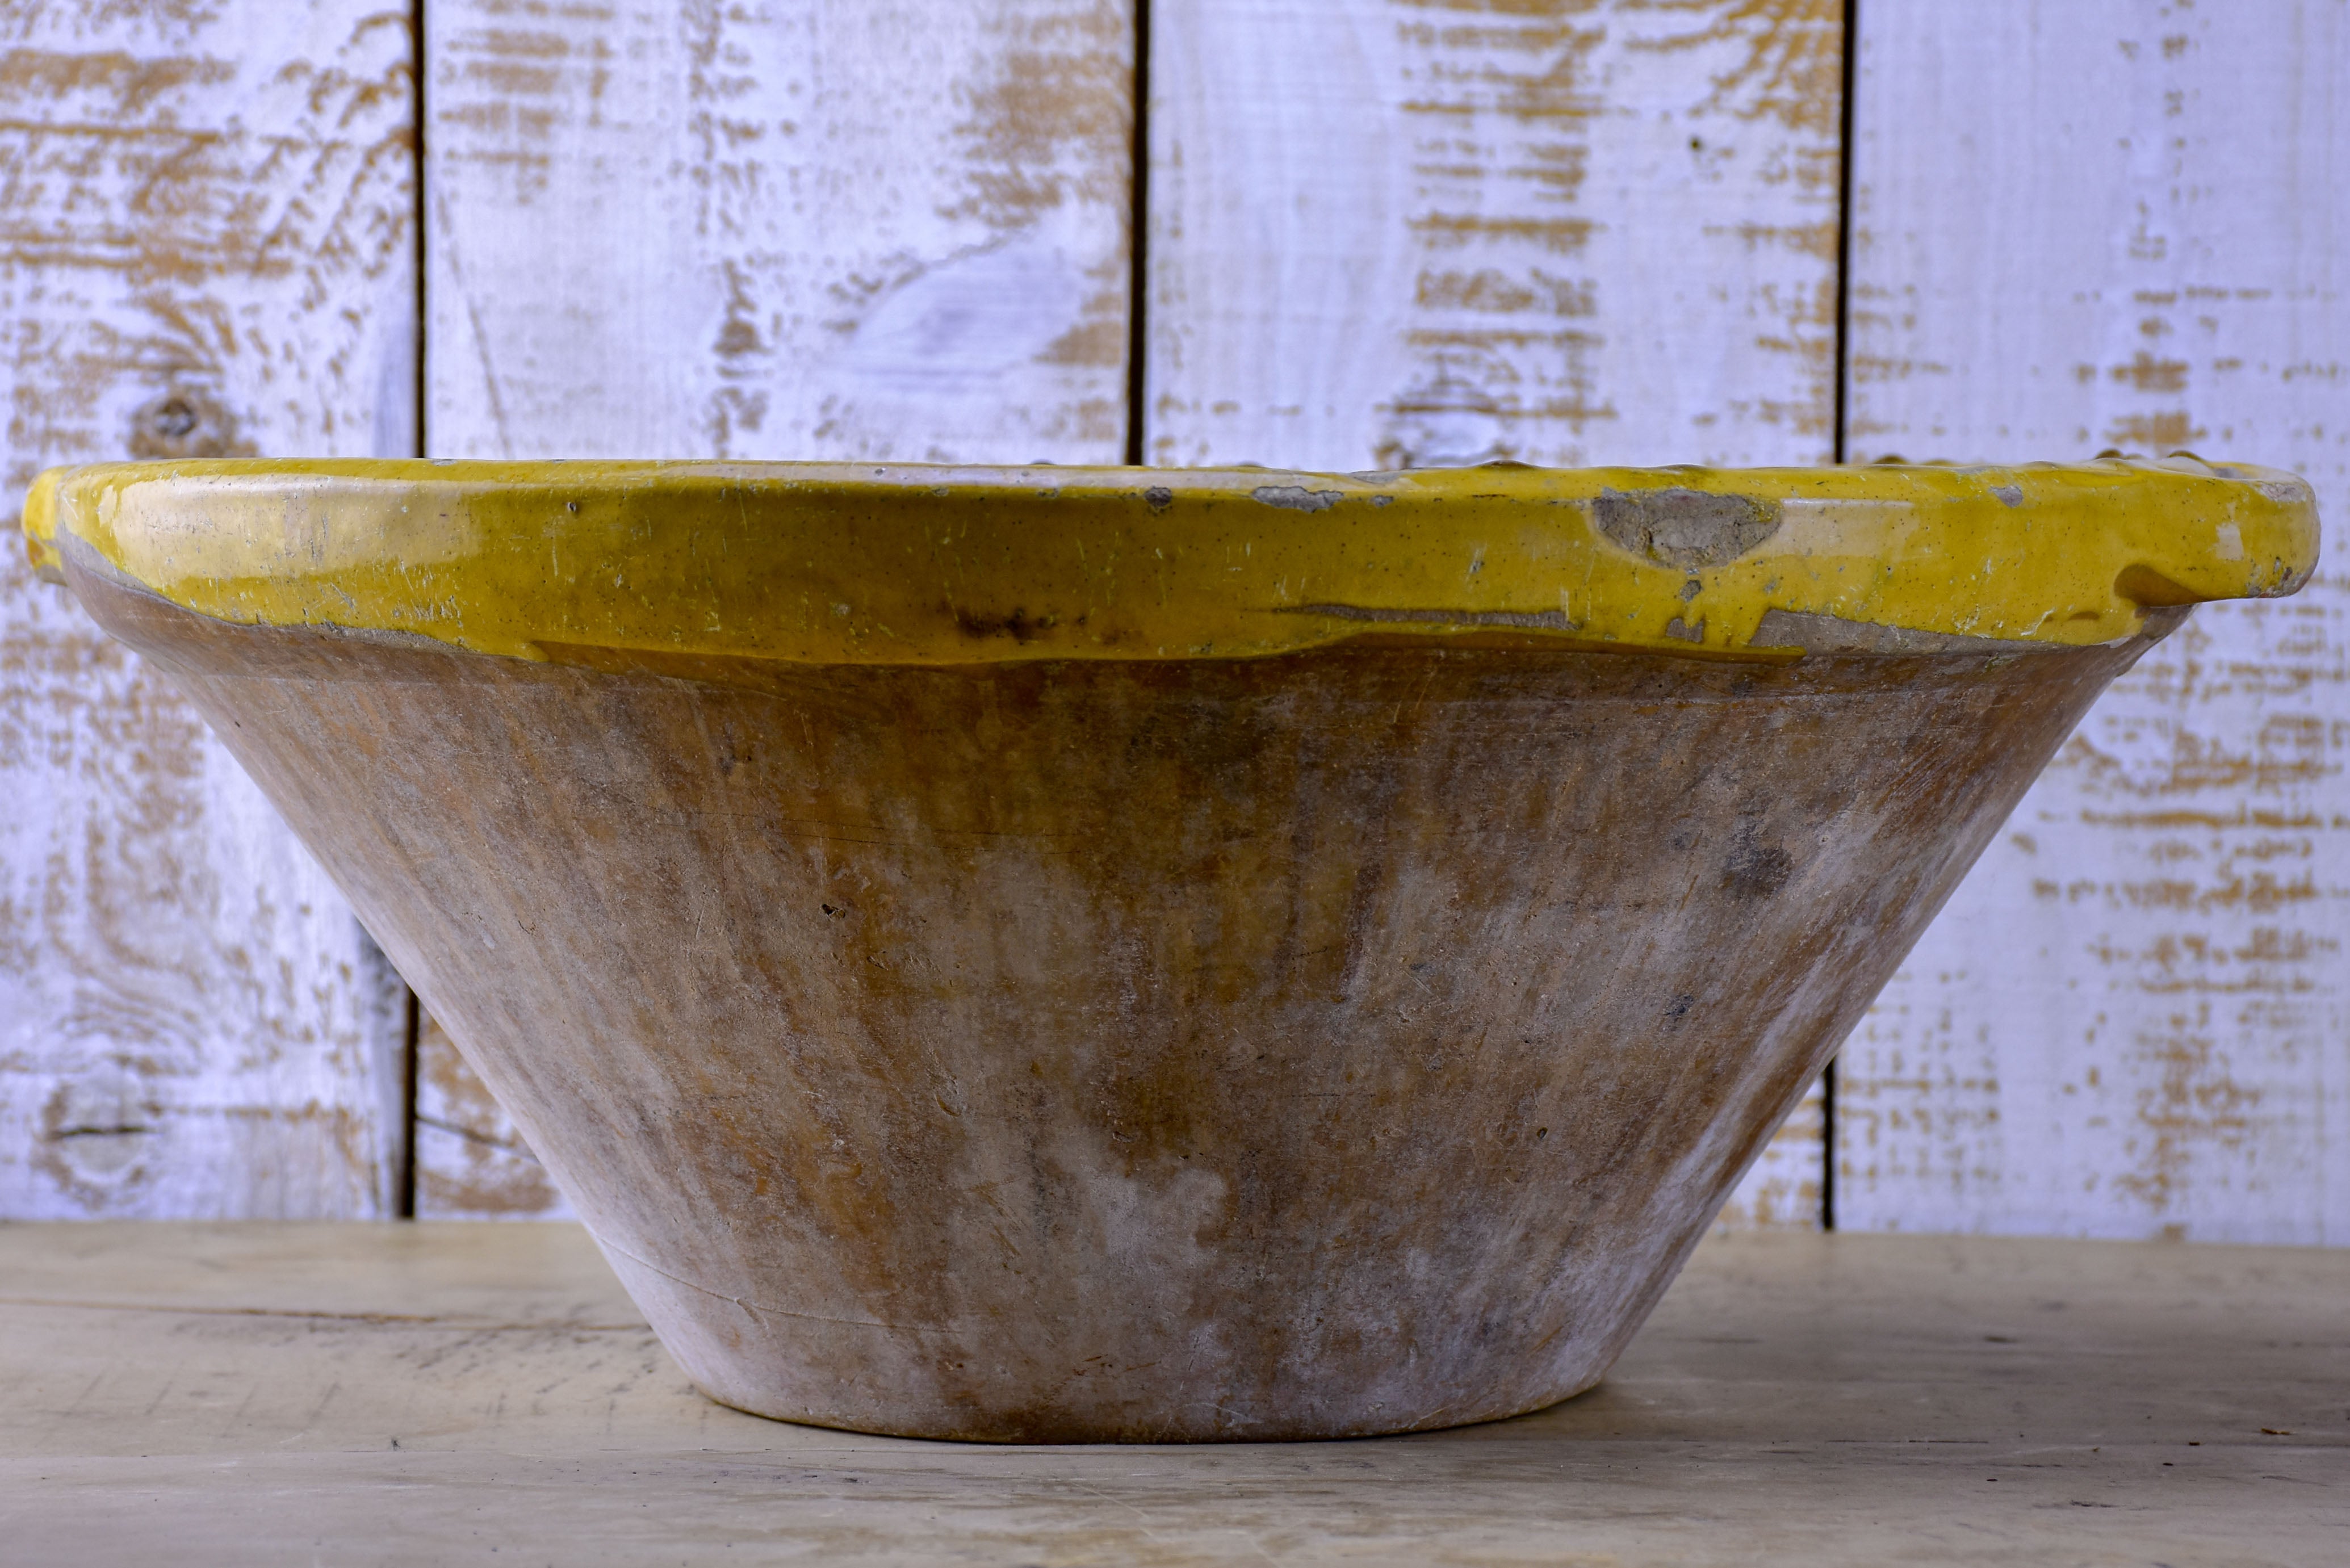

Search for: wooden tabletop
xmin=3 ymin=1223 xmax=2344 ymax=1565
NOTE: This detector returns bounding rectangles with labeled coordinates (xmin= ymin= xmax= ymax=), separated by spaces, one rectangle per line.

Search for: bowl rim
xmin=23 ymin=455 xmax=2319 ymax=666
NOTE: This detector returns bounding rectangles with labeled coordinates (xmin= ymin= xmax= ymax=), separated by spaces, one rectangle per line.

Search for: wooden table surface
xmin=2 ymin=1224 xmax=2344 ymax=1565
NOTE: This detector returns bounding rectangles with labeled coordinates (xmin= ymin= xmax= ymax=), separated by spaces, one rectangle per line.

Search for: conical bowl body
xmin=26 ymin=458 xmax=2317 ymax=1441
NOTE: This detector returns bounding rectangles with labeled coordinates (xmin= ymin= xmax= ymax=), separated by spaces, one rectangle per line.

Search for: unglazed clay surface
xmin=78 ymin=566 xmax=2158 ymax=1439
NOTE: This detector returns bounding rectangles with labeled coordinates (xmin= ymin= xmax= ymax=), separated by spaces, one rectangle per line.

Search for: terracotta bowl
xmin=25 ymin=457 xmax=2317 ymax=1441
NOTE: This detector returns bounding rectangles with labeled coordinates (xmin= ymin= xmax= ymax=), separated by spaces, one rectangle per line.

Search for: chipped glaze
xmin=23 ymin=456 xmax=2317 ymax=669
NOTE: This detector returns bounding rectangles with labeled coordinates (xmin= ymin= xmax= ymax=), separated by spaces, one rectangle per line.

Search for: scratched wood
xmin=1146 ymin=0 xmax=1842 ymax=1225
xmin=1144 ymin=0 xmax=1844 ymax=470
xmin=0 ymin=2 xmax=418 ymax=1217
xmin=414 ymin=0 xmax=1140 ymax=1208
xmin=11 ymin=1226 xmax=2350 ymax=1562
xmin=1838 ymin=0 xmax=2350 ymax=1242
xmin=426 ymin=0 xmax=1134 ymax=462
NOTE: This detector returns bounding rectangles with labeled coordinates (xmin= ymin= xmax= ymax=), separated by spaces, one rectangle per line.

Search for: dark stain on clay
xmin=1724 ymin=821 xmax=1796 ymax=900
xmin=1594 ymin=488 xmax=1782 ymax=570
xmin=953 ymin=605 xmax=1058 ymax=642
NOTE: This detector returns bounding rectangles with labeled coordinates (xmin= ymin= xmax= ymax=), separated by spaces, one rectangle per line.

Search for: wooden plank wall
xmin=1840 ymin=0 xmax=2350 ymax=1242
xmin=0 ymin=1 xmax=416 ymax=1217
xmin=4 ymin=0 xmax=2343 ymax=1241
xmin=1145 ymin=0 xmax=1843 ymax=470
xmin=424 ymin=0 xmax=1134 ymax=463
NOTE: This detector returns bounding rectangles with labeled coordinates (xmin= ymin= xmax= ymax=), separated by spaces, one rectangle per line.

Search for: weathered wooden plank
xmin=1840 ymin=0 xmax=2350 ymax=1241
xmin=413 ymin=1009 xmax=575 ymax=1219
xmin=425 ymin=0 xmax=1134 ymax=462
xmin=0 ymin=3 xmax=418 ymax=1217
xmin=1146 ymin=0 xmax=1841 ymax=1226
xmin=1144 ymin=0 xmax=1844 ymax=470
xmin=7 ymin=1225 xmax=2349 ymax=1562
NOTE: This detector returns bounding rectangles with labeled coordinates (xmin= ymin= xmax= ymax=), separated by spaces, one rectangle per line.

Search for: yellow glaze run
xmin=22 ymin=457 xmax=2320 ymax=665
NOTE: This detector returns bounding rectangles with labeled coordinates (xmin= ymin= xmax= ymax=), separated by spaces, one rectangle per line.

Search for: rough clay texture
xmin=1594 ymin=488 xmax=1783 ymax=572
xmin=79 ymin=563 xmax=2158 ymax=1441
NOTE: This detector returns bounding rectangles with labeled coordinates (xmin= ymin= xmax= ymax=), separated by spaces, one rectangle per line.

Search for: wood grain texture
xmin=1839 ymin=0 xmax=2350 ymax=1241
xmin=1143 ymin=0 xmax=1844 ymax=471
xmin=1146 ymin=0 xmax=1841 ymax=1227
xmin=426 ymin=0 xmax=1135 ymax=462
xmin=7 ymin=1225 xmax=2348 ymax=1564
xmin=0 ymin=1 xmax=417 ymax=1217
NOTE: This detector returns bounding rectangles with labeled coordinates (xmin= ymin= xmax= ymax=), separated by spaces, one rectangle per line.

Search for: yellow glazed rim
xmin=21 ymin=456 xmax=2320 ymax=666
